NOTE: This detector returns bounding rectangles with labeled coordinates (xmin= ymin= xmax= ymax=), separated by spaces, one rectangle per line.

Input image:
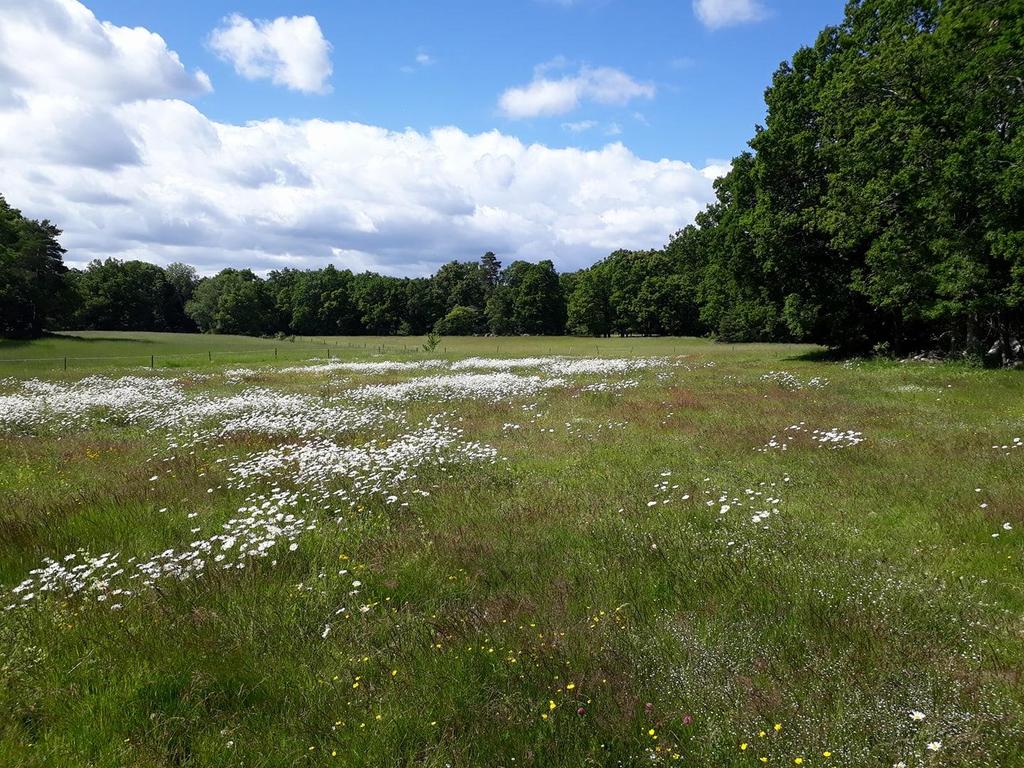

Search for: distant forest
xmin=2 ymin=0 xmax=1021 ymax=363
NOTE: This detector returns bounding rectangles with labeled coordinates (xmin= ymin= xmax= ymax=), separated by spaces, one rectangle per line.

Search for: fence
xmin=0 ymin=336 xmax=666 ymax=373
xmin=0 ymin=341 xmax=451 ymax=371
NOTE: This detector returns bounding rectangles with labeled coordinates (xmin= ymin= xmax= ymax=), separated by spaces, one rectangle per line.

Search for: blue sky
xmin=0 ymin=0 xmax=847 ymax=275
xmin=86 ymin=0 xmax=844 ymax=164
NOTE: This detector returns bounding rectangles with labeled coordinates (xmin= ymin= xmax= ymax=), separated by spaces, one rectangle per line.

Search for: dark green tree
xmin=186 ymin=269 xmax=276 ymax=335
xmin=434 ymin=305 xmax=483 ymax=335
xmin=0 ymin=196 xmax=69 ymax=338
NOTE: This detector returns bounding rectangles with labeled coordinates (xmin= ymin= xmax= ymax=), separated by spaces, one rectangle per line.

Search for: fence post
xmin=327 ymin=348 xmax=331 ymax=360
xmin=275 ymin=347 xmax=278 ymax=360
xmin=208 ymin=350 xmax=212 ymax=362
xmin=63 ymin=356 xmax=67 ymax=371
xmin=150 ymin=354 xmax=155 ymax=369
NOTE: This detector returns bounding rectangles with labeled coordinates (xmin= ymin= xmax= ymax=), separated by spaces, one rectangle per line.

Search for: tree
xmin=163 ymin=263 xmax=199 ymax=332
xmin=680 ymin=0 xmax=1024 ymax=359
xmin=567 ymin=268 xmax=612 ymax=337
xmin=508 ymin=260 xmax=566 ymax=334
xmin=434 ymin=305 xmax=483 ymax=335
xmin=352 ymin=273 xmax=407 ymax=335
xmin=69 ymin=259 xmax=176 ymax=331
xmin=0 ymin=196 xmax=69 ymax=338
xmin=405 ymin=277 xmax=443 ymax=335
xmin=484 ymin=287 xmax=516 ymax=335
xmin=480 ymin=251 xmax=502 ymax=290
xmin=432 ymin=261 xmax=487 ymax=314
xmin=284 ymin=265 xmax=359 ymax=335
xmin=186 ymin=269 xmax=275 ymax=335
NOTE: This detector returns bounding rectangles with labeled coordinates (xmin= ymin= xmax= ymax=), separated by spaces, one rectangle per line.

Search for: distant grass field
xmin=0 ymin=331 xmax=813 ymax=373
xmin=0 ymin=335 xmax=1021 ymax=767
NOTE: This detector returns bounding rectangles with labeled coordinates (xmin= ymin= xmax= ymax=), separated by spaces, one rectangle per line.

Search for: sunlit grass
xmin=0 ymin=337 xmax=1021 ymax=767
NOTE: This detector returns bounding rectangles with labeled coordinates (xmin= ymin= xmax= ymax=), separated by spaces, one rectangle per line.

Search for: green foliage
xmin=66 ymin=259 xmax=194 ymax=333
xmin=185 ymin=269 xmax=277 ymax=336
xmin=0 ymin=195 xmax=68 ymax=338
xmin=682 ymin=0 xmax=1024 ymax=359
xmin=421 ymin=330 xmax=441 ymax=352
xmin=6 ymin=0 xmax=1021 ymax=354
xmin=434 ymin=305 xmax=483 ymax=335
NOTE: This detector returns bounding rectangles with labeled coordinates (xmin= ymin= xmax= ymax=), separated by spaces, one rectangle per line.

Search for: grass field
xmin=0 ymin=331 xmax=759 ymax=373
xmin=0 ymin=333 xmax=1021 ymax=767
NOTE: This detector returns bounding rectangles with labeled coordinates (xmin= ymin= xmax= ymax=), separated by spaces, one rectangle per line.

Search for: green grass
xmin=0 ymin=335 xmax=1021 ymax=767
xmin=0 ymin=331 xmax=812 ymax=373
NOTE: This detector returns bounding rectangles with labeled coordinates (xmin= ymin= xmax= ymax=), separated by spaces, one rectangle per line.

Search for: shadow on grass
xmin=784 ymin=347 xmax=849 ymax=363
xmin=49 ymin=332 xmax=155 ymax=345
xmin=0 ymin=332 xmax=155 ymax=359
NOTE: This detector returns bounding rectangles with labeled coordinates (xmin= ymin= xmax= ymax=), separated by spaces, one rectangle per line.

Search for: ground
xmin=0 ymin=333 xmax=1021 ymax=767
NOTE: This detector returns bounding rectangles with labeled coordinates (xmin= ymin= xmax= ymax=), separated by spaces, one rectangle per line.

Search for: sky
xmin=0 ymin=0 xmax=846 ymax=276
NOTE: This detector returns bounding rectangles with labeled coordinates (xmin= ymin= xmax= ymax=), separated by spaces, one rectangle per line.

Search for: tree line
xmin=2 ymin=0 xmax=1021 ymax=362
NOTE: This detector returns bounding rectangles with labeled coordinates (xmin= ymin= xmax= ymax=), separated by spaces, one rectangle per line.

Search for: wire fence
xmin=0 ymin=336 xmax=663 ymax=372
xmin=0 ymin=339 xmax=471 ymax=371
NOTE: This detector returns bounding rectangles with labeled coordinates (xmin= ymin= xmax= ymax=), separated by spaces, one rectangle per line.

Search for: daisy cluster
xmin=0 ymin=376 xmax=391 ymax=446
xmin=221 ymin=355 xmax=671 ymax=382
xmin=6 ymin=417 xmax=498 ymax=611
xmin=502 ymin=417 xmax=628 ymax=439
xmin=760 ymin=371 xmax=830 ymax=391
xmin=170 ymin=390 xmax=390 ymax=446
xmin=345 ymin=372 xmax=566 ymax=403
xmin=0 ymin=375 xmax=183 ymax=432
xmin=642 ymin=472 xmax=788 ymax=533
xmin=758 ymin=422 xmax=865 ymax=452
xmin=280 ymin=359 xmax=448 ymax=377
xmin=579 ymin=379 xmax=640 ymax=394
xmin=227 ymin=417 xmax=498 ymax=501
xmin=449 ymin=356 xmax=669 ymax=376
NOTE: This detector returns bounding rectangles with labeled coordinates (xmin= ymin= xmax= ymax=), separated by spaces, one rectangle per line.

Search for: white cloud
xmin=401 ymin=50 xmax=436 ymax=74
xmin=499 ymin=64 xmax=655 ymax=119
xmin=562 ymin=120 xmax=597 ymax=134
xmin=0 ymin=0 xmax=718 ymax=276
xmin=693 ymin=0 xmax=767 ymax=29
xmin=0 ymin=0 xmax=210 ymax=105
xmin=209 ymin=14 xmax=332 ymax=94
xmin=701 ymin=158 xmax=732 ymax=180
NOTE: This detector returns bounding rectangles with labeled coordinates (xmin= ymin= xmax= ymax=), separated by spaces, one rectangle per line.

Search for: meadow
xmin=0 ymin=333 xmax=1021 ymax=767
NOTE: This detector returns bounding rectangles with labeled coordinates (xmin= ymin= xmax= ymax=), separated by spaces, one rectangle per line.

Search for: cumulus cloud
xmin=701 ymin=158 xmax=733 ymax=180
xmin=209 ymin=14 xmax=332 ymax=93
xmin=0 ymin=0 xmax=719 ymax=276
xmin=499 ymin=64 xmax=655 ymax=119
xmin=693 ymin=0 xmax=767 ymax=29
xmin=0 ymin=0 xmax=211 ymax=103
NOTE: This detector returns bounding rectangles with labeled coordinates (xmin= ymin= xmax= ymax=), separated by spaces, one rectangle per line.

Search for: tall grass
xmin=0 ymin=338 xmax=1020 ymax=766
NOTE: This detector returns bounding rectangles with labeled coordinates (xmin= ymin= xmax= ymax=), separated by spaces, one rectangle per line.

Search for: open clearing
xmin=0 ymin=334 xmax=1021 ymax=767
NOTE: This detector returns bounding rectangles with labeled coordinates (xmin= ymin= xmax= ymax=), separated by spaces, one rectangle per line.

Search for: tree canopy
xmin=0 ymin=196 xmax=69 ymax=339
xmin=2 ymin=0 xmax=1020 ymax=363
